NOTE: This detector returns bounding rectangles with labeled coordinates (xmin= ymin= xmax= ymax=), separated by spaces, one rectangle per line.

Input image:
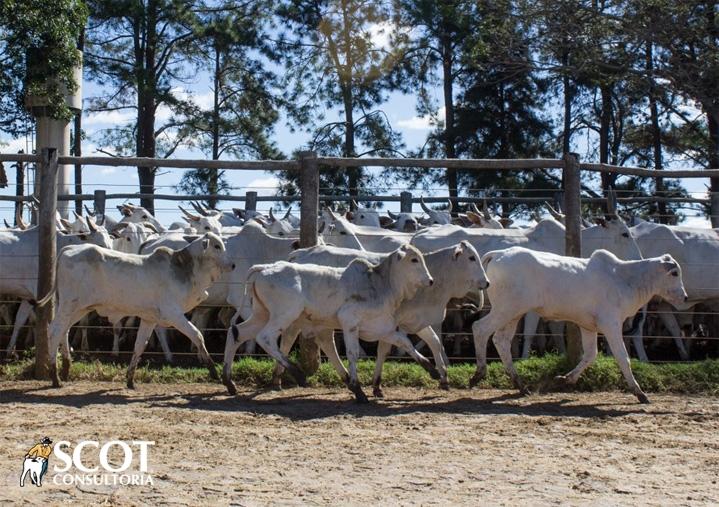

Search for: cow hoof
xmin=518 ymin=386 xmax=532 ymax=396
xmin=554 ymin=375 xmax=568 ymax=384
xmin=288 ymin=365 xmax=307 ymax=387
xmin=207 ymin=365 xmax=219 ymax=381
xmin=636 ymin=392 xmax=650 ymax=404
xmin=51 ymin=379 xmax=61 ymax=388
xmin=353 ymin=391 xmax=369 ymax=404
xmin=372 ymin=386 xmax=384 ymax=398
xmin=439 ymin=380 xmax=450 ymax=391
xmin=60 ymin=365 xmax=70 ymax=382
xmin=225 ymin=381 xmax=238 ymax=396
xmin=126 ymin=380 xmax=135 ymax=390
xmin=428 ymin=367 xmax=441 ymax=380
xmin=468 ymin=372 xmax=483 ymax=389
xmin=271 ymin=383 xmax=283 ymax=391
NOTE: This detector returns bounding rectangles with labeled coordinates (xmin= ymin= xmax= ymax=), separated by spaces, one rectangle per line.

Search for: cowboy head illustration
xmin=20 ymin=437 xmax=53 ymax=487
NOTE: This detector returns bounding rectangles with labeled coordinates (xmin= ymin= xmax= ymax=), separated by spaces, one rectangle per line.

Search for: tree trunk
xmin=136 ymin=0 xmax=157 ymax=214
xmin=599 ymin=83 xmax=616 ymax=198
xmin=342 ymin=83 xmax=358 ymax=197
xmin=442 ymin=34 xmax=458 ymax=212
xmin=562 ymin=50 xmax=572 ymax=154
xmin=646 ymin=41 xmax=666 ymax=223
xmin=707 ymin=110 xmax=719 ymax=227
xmin=209 ymin=45 xmax=222 ymax=209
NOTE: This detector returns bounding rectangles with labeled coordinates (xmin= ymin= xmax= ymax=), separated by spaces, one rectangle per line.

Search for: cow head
xmin=179 ymin=206 xmax=223 ymax=235
xmin=319 ymin=210 xmax=364 ymax=250
xmin=584 ymin=215 xmax=642 ymax=260
xmin=392 ymin=244 xmax=433 ymax=294
xmin=452 ymin=241 xmax=490 ymax=290
xmin=387 ymin=211 xmax=419 ymax=232
xmin=185 ymin=232 xmax=234 ymax=274
xmin=419 ymin=197 xmax=453 ymax=226
xmin=347 ymin=200 xmax=382 ymax=227
xmin=119 ymin=204 xmax=165 ymax=232
xmin=654 ymin=254 xmax=688 ymax=307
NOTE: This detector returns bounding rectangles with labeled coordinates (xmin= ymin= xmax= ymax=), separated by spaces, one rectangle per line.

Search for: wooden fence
xmin=1 ymin=148 xmax=717 ymax=376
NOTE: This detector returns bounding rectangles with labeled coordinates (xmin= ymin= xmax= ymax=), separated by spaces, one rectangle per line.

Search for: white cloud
xmin=0 ymin=136 xmax=32 ymax=153
xmin=397 ymin=107 xmax=445 ymax=131
xmin=246 ymin=175 xmax=280 ymax=197
xmin=368 ymin=21 xmax=394 ymax=50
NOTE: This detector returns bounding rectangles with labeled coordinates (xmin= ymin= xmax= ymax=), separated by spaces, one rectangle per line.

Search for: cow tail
xmin=34 ymin=278 xmax=57 ymax=307
xmin=236 ymin=265 xmax=264 ymax=313
xmin=481 ymin=251 xmax=496 ymax=271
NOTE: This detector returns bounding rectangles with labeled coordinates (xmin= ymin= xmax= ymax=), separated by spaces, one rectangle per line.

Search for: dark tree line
xmin=2 ymin=0 xmax=719 ymax=223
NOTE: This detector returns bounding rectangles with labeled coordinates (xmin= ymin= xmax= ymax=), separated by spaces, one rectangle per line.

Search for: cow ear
xmin=346 ymin=211 xmax=354 ymax=221
xmin=466 ymin=211 xmax=483 ymax=225
xmin=379 ymin=216 xmax=393 ymax=227
xmin=183 ymin=235 xmax=199 ymax=243
xmin=453 ymin=243 xmax=464 ymax=259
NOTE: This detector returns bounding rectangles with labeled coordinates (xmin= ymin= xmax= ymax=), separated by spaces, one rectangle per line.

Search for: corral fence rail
xmin=1 ymin=149 xmax=717 ymax=372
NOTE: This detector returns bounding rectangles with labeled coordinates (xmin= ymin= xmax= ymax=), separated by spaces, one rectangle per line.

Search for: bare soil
xmin=0 ymin=381 xmax=717 ymax=506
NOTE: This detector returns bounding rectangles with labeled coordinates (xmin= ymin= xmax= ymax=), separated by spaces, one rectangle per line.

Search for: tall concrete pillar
xmin=26 ymin=54 xmax=82 ymax=219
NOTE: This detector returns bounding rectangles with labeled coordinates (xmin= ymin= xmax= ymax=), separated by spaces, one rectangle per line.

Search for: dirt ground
xmin=0 ymin=382 xmax=717 ymax=506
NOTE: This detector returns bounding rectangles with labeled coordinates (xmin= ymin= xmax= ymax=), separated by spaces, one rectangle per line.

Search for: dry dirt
xmin=0 ymin=381 xmax=717 ymax=506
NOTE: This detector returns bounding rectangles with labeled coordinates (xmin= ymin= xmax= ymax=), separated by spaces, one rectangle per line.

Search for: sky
xmin=0 ymin=62 xmax=712 ymax=228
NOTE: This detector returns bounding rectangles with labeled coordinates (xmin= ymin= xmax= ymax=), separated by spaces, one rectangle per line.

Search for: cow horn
xmin=86 ymin=216 xmax=97 ymax=233
xmin=351 ymin=199 xmax=359 ymax=210
xmin=387 ymin=210 xmax=399 ymax=220
xmin=60 ymin=218 xmax=72 ymax=231
xmin=191 ymin=201 xmax=209 ymax=216
xmin=269 ymin=207 xmax=276 ymax=222
xmin=284 ymin=207 xmax=292 ymax=220
xmin=142 ymin=222 xmax=159 ymax=233
xmin=3 ymin=219 xmax=10 ymax=228
xmin=470 ymin=202 xmax=480 ymax=215
xmin=15 ymin=203 xmax=28 ymax=230
xmin=544 ymin=201 xmax=564 ymax=221
xmin=72 ymin=210 xmax=82 ymax=221
xmin=482 ymin=200 xmax=491 ymax=220
xmin=84 ymin=204 xmax=96 ymax=217
xmin=179 ymin=205 xmax=200 ymax=222
xmin=447 ymin=199 xmax=452 ymax=213
xmin=112 ymin=222 xmax=129 ymax=233
xmin=327 ymin=209 xmax=338 ymax=221
xmin=420 ymin=196 xmax=431 ymax=213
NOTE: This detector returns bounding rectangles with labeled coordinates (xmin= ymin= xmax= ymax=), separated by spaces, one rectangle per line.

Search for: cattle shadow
xmin=0 ymin=382 xmax=698 ymax=422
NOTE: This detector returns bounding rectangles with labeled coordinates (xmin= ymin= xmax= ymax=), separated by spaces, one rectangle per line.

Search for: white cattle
xmin=42 ymin=233 xmax=234 ymax=388
xmin=188 ymin=201 xmax=244 ymax=227
xmin=471 ymin=247 xmax=688 ymax=403
xmin=110 ymin=222 xmax=159 ymax=254
xmin=629 ymin=221 xmax=719 ymax=360
xmin=222 ymin=244 xmax=434 ymax=402
xmin=346 ymin=200 xmax=385 ymax=227
xmin=2 ymin=222 xmax=114 ymax=358
xmin=419 ymin=197 xmax=453 ymax=226
xmin=117 ymin=203 xmax=166 ymax=232
xmin=321 ymin=210 xmax=412 ymax=252
xmin=178 ymin=206 xmax=223 ymax=234
xmin=386 ymin=210 xmax=420 ymax=232
xmin=275 ymin=241 xmax=490 ymax=395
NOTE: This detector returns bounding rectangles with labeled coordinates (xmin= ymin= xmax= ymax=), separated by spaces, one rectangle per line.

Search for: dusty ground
xmin=0 ymin=382 xmax=717 ymax=506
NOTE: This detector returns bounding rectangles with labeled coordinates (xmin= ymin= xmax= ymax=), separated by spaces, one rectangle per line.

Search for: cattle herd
xmin=2 ymin=192 xmax=717 ymax=404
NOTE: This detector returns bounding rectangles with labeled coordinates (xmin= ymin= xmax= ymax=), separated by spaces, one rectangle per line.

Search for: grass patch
xmin=1 ymin=355 xmax=719 ymax=395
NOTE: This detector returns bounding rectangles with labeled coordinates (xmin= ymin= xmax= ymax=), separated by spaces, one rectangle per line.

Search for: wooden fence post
xmin=298 ymin=151 xmax=320 ymax=374
xmin=93 ymin=189 xmax=106 ymax=216
xmin=35 ymin=147 xmax=58 ymax=380
xmin=245 ymin=191 xmax=257 ymax=212
xmin=400 ymin=191 xmax=413 ymax=213
xmin=15 ymin=151 xmax=24 ymax=226
xmin=563 ymin=152 xmax=582 ymax=365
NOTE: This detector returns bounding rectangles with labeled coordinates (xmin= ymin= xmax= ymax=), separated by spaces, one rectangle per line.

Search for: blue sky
xmin=0 ymin=64 xmax=712 ymax=227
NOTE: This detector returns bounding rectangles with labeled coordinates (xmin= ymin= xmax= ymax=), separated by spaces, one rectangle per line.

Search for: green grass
xmin=2 ymin=354 xmax=719 ymax=394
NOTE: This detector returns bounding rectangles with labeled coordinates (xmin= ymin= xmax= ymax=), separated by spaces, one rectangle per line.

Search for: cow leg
xmin=126 ymin=320 xmax=156 ymax=389
xmin=415 ymin=326 xmax=449 ymax=389
xmin=222 ymin=310 xmax=267 ymax=395
xmin=555 ymin=327 xmax=598 ymax=384
xmin=111 ymin=319 xmax=125 ymax=357
xmin=470 ymin=310 xmax=513 ymax=387
xmin=521 ymin=311 xmax=540 ymax=358
xmin=626 ymin=306 xmax=649 ymax=361
xmin=48 ymin=309 xmax=86 ymax=387
xmin=271 ymin=322 xmax=302 ymax=389
xmin=154 ymin=326 xmax=173 ymax=363
xmin=59 ymin=331 xmax=72 ymax=381
xmin=384 ymin=331 xmax=441 ymax=381
xmin=339 ymin=321 xmax=368 ymax=403
xmin=316 ymin=329 xmax=349 ymax=384
xmin=373 ymin=340 xmax=392 ymax=398
xmin=7 ymin=300 xmax=33 ymax=358
xmin=169 ymin=315 xmax=218 ymax=380
xmin=658 ymin=305 xmax=690 ymax=361
xmin=254 ymin=322 xmax=307 ymax=388
xmin=491 ymin=319 xmax=527 ymax=394
xmin=602 ymin=323 xmax=649 ymax=404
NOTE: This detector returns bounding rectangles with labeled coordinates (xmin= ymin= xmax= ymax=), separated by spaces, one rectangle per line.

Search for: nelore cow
xmin=1 ymin=221 xmax=114 ymax=358
xmin=222 ymin=244 xmax=435 ymax=402
xmin=40 ymin=233 xmax=234 ymax=388
xmin=471 ymin=247 xmax=688 ymax=403
xmin=272 ymin=241 xmax=490 ymax=396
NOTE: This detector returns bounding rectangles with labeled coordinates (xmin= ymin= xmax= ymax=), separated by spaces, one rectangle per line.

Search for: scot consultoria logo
xmin=20 ymin=437 xmax=53 ymax=487
xmin=20 ymin=438 xmax=155 ymax=487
